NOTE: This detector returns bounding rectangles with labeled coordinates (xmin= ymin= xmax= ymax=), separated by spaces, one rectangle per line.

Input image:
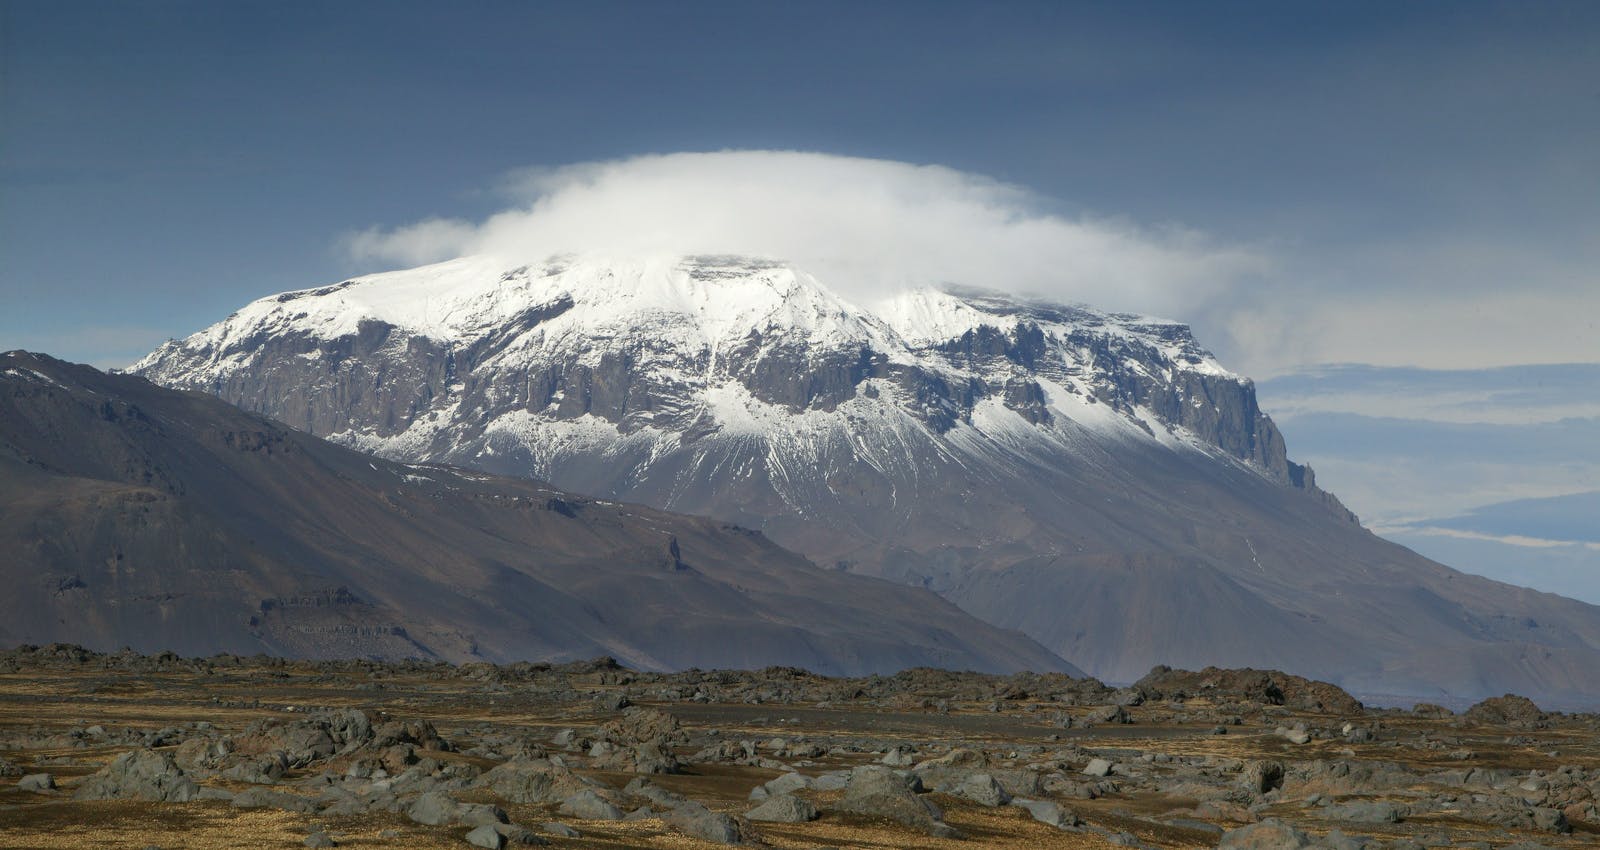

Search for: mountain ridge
xmin=129 ymin=254 xmax=1600 ymax=704
xmin=134 ymin=256 xmax=1322 ymax=476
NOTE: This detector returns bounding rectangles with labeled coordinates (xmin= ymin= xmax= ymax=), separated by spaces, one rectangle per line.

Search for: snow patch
xmin=4 ymin=367 xmax=66 ymax=388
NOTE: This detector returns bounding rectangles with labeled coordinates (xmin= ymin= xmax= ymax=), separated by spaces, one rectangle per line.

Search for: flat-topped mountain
xmin=132 ymin=254 xmax=1600 ymax=703
xmin=0 ymin=350 xmax=1072 ymax=675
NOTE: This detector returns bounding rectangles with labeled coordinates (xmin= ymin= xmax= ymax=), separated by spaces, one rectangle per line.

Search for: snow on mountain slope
xmin=134 ymin=254 xmax=1288 ymax=484
xmin=135 ymin=254 xmax=1600 ymax=705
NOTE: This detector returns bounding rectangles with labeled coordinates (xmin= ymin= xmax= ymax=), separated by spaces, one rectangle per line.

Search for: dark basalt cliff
xmin=147 ymin=285 xmax=1330 ymax=502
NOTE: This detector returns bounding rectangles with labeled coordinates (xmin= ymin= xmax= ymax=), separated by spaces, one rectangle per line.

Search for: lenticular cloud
xmin=342 ymin=150 xmax=1264 ymax=318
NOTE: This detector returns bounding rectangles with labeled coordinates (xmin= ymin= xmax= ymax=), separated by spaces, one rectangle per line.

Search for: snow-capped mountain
xmin=135 ymin=255 xmax=1600 ymax=704
xmin=133 ymin=254 xmax=1324 ymax=499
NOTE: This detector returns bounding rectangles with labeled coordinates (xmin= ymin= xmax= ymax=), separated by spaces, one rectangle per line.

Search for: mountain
xmin=0 ymin=350 xmax=1073 ymax=676
xmin=133 ymin=254 xmax=1600 ymax=705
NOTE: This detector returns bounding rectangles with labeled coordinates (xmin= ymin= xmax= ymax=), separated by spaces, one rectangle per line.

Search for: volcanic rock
xmin=74 ymin=749 xmax=199 ymax=803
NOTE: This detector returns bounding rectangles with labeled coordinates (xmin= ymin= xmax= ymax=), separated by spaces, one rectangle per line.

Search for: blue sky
xmin=1256 ymin=365 xmax=1600 ymax=602
xmin=2 ymin=2 xmax=1597 ymax=596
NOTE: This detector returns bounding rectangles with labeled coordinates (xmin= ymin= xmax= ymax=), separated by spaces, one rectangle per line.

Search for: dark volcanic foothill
xmin=0 ymin=351 xmax=1069 ymax=676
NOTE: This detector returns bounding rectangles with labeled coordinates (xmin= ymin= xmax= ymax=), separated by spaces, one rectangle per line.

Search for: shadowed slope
xmin=0 ymin=351 xmax=1074 ymax=676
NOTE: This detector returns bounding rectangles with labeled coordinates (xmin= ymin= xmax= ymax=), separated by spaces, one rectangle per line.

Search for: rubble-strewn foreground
xmin=3 ymin=646 xmax=1597 ymax=849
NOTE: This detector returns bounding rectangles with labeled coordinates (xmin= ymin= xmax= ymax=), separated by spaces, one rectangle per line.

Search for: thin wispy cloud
xmin=1258 ymin=364 xmax=1600 ymax=426
xmin=1214 ymin=287 xmax=1600 ymax=379
xmin=1391 ymin=526 xmax=1600 ymax=553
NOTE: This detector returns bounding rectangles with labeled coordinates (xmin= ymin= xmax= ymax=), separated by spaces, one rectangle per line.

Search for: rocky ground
xmin=1 ymin=646 xmax=1596 ymax=850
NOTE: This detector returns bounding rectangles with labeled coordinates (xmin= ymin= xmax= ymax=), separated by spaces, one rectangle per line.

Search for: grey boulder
xmin=558 ymin=789 xmax=624 ymax=821
xmin=1082 ymin=758 xmax=1114 ymax=777
xmin=74 ymin=749 xmax=199 ymax=803
xmin=836 ymin=766 xmax=958 ymax=838
xmin=1011 ymin=798 xmax=1081 ymax=829
xmin=1087 ymin=704 xmax=1132 ymax=725
xmin=665 ymin=800 xmax=758 ymax=845
xmin=1218 ymin=819 xmax=1312 ymax=850
xmin=746 ymin=794 xmax=818 ymax=823
xmin=763 ymin=772 xmax=812 ymax=796
xmin=953 ymin=772 xmax=1011 ymax=807
xmin=1242 ymin=760 xmax=1286 ymax=795
xmin=465 ymin=824 xmax=505 ymax=849
xmin=18 ymin=773 xmax=54 ymax=793
xmin=408 ymin=791 xmax=462 ymax=826
xmin=478 ymin=758 xmax=594 ymax=804
xmin=488 ymin=823 xmax=548 ymax=846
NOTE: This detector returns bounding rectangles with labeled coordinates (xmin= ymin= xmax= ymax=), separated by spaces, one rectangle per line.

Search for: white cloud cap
xmin=342 ymin=150 xmax=1266 ymax=320
xmin=340 ymin=150 xmax=1600 ymax=377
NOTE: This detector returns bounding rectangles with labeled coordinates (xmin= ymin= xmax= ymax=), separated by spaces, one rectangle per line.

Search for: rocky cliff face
xmin=130 ymin=254 xmax=1600 ymax=704
xmin=134 ymin=255 xmax=1347 ymax=511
